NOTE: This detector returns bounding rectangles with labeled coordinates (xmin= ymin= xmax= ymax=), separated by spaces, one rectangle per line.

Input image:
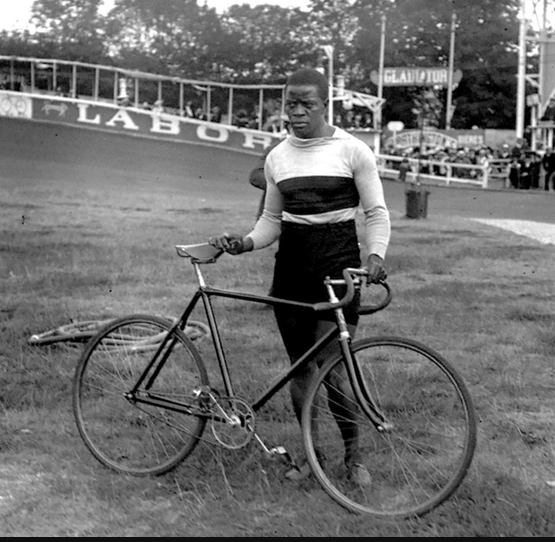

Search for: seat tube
xmin=201 ymin=290 xmax=236 ymax=397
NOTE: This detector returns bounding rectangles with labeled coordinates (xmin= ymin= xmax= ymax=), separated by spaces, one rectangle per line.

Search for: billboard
xmin=0 ymin=91 xmax=32 ymax=118
xmin=0 ymin=92 xmax=279 ymax=156
xmin=371 ymin=68 xmax=463 ymax=87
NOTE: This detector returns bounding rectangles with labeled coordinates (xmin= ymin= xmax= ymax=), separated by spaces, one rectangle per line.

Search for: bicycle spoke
xmin=303 ymin=337 xmax=476 ymax=518
xmin=73 ymin=315 xmax=209 ymax=476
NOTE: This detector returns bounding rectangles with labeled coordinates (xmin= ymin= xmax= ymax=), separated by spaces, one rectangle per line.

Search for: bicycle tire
xmin=73 ymin=314 xmax=209 ymax=476
xmin=28 ymin=319 xmax=115 ymax=346
xmin=29 ymin=318 xmax=209 ymax=348
xmin=302 ymin=336 xmax=477 ymax=518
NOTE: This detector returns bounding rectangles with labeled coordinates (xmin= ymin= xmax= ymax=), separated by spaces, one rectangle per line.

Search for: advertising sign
xmin=29 ymin=96 xmax=277 ymax=155
xmin=383 ymin=128 xmax=486 ymax=151
xmin=371 ymin=68 xmax=463 ymax=88
xmin=0 ymin=91 xmax=32 ymax=118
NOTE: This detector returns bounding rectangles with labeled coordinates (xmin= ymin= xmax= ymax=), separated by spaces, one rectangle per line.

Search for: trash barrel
xmin=405 ymin=186 xmax=430 ymax=219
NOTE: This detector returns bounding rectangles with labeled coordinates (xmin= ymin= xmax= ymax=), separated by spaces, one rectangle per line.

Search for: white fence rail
xmin=377 ymin=153 xmax=511 ymax=190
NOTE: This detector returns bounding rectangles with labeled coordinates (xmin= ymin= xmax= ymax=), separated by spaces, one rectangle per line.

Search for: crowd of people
xmin=382 ymin=141 xmax=555 ymax=190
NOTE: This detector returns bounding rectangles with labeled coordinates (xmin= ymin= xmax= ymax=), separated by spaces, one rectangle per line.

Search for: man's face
xmin=284 ymin=84 xmax=327 ymax=139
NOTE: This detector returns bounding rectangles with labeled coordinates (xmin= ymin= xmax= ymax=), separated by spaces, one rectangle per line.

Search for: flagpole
xmin=516 ymin=0 xmax=527 ymax=140
xmin=375 ymin=13 xmax=386 ymax=154
xmin=446 ymin=12 xmax=456 ymax=129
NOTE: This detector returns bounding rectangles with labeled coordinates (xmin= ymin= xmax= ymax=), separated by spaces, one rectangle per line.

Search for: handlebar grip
xmin=358 ymin=280 xmax=392 ymax=315
xmin=313 ymin=268 xmax=356 ymax=312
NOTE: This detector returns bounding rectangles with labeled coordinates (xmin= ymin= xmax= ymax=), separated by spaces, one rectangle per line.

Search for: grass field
xmin=1 ymin=122 xmax=555 ymax=536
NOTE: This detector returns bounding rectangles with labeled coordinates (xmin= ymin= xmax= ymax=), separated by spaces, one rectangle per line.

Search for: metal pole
xmin=328 ymin=47 xmax=334 ymax=125
xmin=72 ymin=64 xmax=77 ymax=98
xmin=516 ymin=0 xmax=527 ymax=140
xmin=179 ymin=82 xmax=184 ymax=116
xmin=376 ymin=14 xmax=386 ymax=153
xmin=94 ymin=67 xmax=99 ymax=101
xmin=538 ymin=0 xmax=547 ymax=117
xmin=446 ymin=12 xmax=456 ymax=129
xmin=259 ymin=89 xmax=264 ymax=130
xmin=228 ymin=87 xmax=233 ymax=125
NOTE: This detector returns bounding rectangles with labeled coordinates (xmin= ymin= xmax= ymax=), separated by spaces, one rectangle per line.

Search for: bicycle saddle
xmin=175 ymin=243 xmax=223 ymax=263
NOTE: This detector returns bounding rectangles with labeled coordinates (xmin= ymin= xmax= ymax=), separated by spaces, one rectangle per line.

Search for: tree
xmin=349 ymin=0 xmax=521 ymax=129
xmin=102 ymin=0 xmax=225 ymax=79
xmin=217 ymin=4 xmax=311 ymax=83
xmin=0 ymin=0 xmax=526 ymax=130
xmin=30 ymin=0 xmax=108 ymax=62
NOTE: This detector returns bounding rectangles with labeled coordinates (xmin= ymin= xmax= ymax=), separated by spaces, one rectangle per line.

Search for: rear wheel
xmin=302 ymin=336 xmax=477 ymax=518
xmin=73 ymin=314 xmax=209 ymax=475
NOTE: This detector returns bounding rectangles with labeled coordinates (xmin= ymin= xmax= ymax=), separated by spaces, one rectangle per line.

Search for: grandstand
xmin=0 ymin=55 xmax=515 ymax=189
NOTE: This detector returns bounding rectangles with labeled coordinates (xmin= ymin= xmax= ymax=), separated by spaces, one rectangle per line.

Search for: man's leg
xmin=314 ymin=321 xmax=359 ymax=464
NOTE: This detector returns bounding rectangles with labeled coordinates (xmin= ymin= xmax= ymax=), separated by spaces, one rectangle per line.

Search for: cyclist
xmin=210 ymin=67 xmax=390 ymax=485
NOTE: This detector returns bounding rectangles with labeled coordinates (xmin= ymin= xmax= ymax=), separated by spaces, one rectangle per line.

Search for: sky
xmin=0 ymin=0 xmax=310 ymax=32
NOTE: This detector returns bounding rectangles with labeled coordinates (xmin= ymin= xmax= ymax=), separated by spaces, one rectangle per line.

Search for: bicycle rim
xmin=302 ymin=336 xmax=477 ymax=518
xmin=73 ymin=314 xmax=209 ymax=476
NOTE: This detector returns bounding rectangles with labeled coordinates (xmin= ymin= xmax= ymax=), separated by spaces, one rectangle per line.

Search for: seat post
xmin=193 ymin=262 xmax=207 ymax=288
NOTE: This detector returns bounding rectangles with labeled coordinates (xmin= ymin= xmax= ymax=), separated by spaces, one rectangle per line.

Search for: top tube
xmin=175 ymin=243 xmax=391 ymax=315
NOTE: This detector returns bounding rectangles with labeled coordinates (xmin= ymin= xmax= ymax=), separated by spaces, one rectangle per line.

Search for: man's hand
xmin=364 ymin=253 xmax=387 ymax=284
xmin=209 ymin=233 xmax=253 ymax=255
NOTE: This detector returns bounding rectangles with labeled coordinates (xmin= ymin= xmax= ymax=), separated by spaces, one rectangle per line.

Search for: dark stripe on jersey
xmin=278 ymin=176 xmax=360 ymax=215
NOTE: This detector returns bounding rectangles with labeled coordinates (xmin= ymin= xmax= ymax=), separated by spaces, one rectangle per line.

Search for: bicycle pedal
xmin=268 ymin=446 xmax=298 ymax=467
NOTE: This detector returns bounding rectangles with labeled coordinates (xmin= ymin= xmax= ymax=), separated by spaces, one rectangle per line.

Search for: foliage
xmin=29 ymin=0 xmax=108 ymax=61
xmin=0 ymin=0 xmax=529 ymax=129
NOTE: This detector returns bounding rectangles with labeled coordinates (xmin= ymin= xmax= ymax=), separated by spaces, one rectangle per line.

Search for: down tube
xmin=141 ymin=290 xmax=204 ymax=391
xmin=251 ymin=325 xmax=340 ymax=412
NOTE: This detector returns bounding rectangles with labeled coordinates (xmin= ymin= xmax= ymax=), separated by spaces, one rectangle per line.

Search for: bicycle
xmin=28 ymin=318 xmax=209 ymax=348
xmin=72 ymin=242 xmax=477 ymax=518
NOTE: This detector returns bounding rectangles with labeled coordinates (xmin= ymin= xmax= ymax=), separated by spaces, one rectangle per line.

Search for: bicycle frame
xmin=127 ymin=252 xmax=389 ymax=429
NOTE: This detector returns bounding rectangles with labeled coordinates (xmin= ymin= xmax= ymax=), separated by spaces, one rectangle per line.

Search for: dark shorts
xmin=271 ymin=220 xmax=361 ymax=361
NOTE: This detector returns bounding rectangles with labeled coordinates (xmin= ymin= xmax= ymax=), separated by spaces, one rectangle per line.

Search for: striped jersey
xmin=247 ymin=127 xmax=390 ymax=259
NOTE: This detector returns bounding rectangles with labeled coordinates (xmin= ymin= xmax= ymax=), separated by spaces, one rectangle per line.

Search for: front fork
xmin=325 ymin=280 xmax=392 ymax=433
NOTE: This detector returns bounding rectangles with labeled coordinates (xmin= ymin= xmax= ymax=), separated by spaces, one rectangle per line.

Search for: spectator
xmin=518 ymin=153 xmax=532 ymax=189
xmin=209 ymin=106 xmax=222 ymax=123
xmin=398 ymin=156 xmax=412 ymax=182
xmin=233 ymin=108 xmax=250 ymax=128
xmin=542 ymin=147 xmax=555 ymax=191
xmin=184 ymin=101 xmax=195 ymax=118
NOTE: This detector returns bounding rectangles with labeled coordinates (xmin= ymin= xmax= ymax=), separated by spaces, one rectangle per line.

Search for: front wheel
xmin=302 ymin=336 xmax=477 ymax=518
xmin=73 ymin=314 xmax=209 ymax=476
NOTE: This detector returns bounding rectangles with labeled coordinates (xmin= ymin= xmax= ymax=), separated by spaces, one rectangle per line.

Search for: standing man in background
xmin=542 ymin=147 xmax=555 ymax=191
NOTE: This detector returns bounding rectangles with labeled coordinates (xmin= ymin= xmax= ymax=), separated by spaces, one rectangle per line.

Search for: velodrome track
xmin=2 ymin=117 xmax=554 ymax=231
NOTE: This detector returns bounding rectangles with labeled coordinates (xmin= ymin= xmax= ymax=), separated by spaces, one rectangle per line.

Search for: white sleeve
xmin=245 ymin=156 xmax=283 ymax=249
xmin=352 ymin=143 xmax=391 ymax=259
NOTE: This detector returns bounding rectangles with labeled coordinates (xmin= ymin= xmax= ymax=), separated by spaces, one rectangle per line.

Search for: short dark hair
xmin=286 ymin=68 xmax=328 ymax=101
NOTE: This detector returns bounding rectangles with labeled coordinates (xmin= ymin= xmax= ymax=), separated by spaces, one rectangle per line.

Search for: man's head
xmin=284 ymin=68 xmax=331 ymax=139
xmin=286 ymin=68 xmax=328 ymax=101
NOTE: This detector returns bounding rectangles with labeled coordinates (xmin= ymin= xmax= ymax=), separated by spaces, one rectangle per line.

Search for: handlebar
xmin=313 ymin=268 xmax=392 ymax=315
xmin=359 ymin=279 xmax=392 ymax=315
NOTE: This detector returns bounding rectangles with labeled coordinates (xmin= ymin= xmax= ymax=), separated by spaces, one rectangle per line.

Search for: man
xmin=542 ymin=147 xmax=555 ymax=191
xmin=210 ymin=68 xmax=390 ymax=484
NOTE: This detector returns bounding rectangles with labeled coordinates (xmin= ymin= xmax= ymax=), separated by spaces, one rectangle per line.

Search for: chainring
xmin=210 ymin=396 xmax=255 ymax=449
